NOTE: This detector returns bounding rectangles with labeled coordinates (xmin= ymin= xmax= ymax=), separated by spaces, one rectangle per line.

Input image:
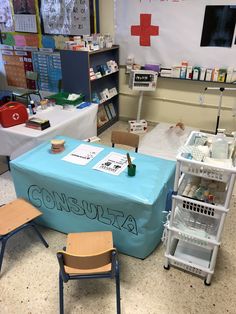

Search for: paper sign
xmin=41 ymin=0 xmax=90 ymax=35
xmin=62 ymin=144 xmax=103 ymax=166
xmin=14 ymin=35 xmax=27 ymax=46
xmin=93 ymin=152 xmax=135 ymax=176
xmin=0 ymin=0 xmax=14 ymax=32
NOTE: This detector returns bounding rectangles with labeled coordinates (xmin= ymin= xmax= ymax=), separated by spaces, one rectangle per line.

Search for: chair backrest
xmin=111 ymin=131 xmax=139 ymax=152
xmin=58 ymin=248 xmax=116 ymax=270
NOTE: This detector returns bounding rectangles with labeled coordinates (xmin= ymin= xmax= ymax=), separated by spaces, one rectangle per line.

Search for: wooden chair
xmin=12 ymin=71 xmax=42 ymax=104
xmin=111 ymin=130 xmax=139 ymax=152
xmin=0 ymin=198 xmax=49 ymax=274
xmin=57 ymin=231 xmax=121 ymax=314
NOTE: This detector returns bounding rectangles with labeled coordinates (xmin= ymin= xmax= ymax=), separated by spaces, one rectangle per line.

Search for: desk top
xmin=11 ymin=136 xmax=176 ymax=204
xmin=0 ymin=104 xmax=98 ymax=159
xmin=0 ymin=104 xmax=97 ymax=137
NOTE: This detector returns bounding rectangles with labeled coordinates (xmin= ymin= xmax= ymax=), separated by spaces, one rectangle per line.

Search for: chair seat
xmin=0 ymin=198 xmax=42 ymax=236
xmin=65 ymin=231 xmax=113 ymax=275
xmin=12 ymin=88 xmax=38 ymax=97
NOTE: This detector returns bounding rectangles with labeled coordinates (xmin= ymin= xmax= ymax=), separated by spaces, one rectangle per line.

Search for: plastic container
xmin=29 ymin=100 xmax=36 ymax=115
xmin=211 ymin=129 xmax=228 ymax=159
xmin=47 ymin=92 xmax=84 ymax=106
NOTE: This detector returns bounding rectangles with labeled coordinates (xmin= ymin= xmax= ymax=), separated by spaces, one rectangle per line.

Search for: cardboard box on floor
xmin=128 ymin=119 xmax=148 ymax=134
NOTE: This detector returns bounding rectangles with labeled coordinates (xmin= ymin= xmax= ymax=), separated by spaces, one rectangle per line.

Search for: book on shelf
xmin=107 ymin=103 xmax=116 ymax=118
xmin=104 ymin=103 xmax=113 ymax=120
xmin=25 ymin=117 xmax=51 ymax=130
xmin=97 ymin=105 xmax=109 ymax=128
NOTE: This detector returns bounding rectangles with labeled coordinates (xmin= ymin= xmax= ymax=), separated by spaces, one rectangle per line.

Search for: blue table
xmin=10 ymin=136 xmax=175 ymax=259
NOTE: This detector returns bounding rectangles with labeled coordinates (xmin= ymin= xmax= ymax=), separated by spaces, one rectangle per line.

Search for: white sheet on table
xmin=139 ymin=122 xmax=198 ymax=161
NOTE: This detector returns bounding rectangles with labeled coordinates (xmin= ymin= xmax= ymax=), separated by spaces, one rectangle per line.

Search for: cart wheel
xmin=164 ymin=264 xmax=170 ymax=270
xmin=204 ymin=279 xmax=211 ymax=286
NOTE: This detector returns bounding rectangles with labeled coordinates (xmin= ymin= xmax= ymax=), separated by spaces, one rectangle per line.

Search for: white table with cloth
xmin=0 ymin=104 xmax=98 ymax=160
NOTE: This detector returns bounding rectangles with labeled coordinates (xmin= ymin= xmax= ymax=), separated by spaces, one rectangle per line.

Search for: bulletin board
xmin=115 ymin=0 xmax=236 ymax=68
xmin=0 ymin=0 xmax=99 ymax=47
xmin=40 ymin=0 xmax=90 ymax=36
xmin=0 ymin=0 xmax=99 ymax=91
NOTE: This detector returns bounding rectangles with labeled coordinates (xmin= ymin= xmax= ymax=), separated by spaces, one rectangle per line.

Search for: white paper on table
xmin=62 ymin=144 xmax=103 ymax=165
xmin=93 ymin=152 xmax=135 ymax=176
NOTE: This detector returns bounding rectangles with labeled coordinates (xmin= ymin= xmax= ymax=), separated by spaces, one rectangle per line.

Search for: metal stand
xmin=204 ymin=87 xmax=236 ymax=134
xmin=137 ymin=91 xmax=144 ymax=122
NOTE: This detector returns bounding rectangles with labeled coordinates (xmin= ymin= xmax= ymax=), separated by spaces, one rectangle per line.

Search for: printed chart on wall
xmin=0 ymin=0 xmax=14 ymax=32
xmin=115 ymin=0 xmax=236 ymax=68
xmin=12 ymin=0 xmax=37 ymax=32
xmin=40 ymin=0 xmax=91 ymax=35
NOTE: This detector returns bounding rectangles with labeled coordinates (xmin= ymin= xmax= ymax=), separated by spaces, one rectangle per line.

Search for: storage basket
xmin=47 ymin=92 xmax=84 ymax=106
xmin=176 ymin=131 xmax=236 ymax=182
xmin=177 ymin=174 xmax=226 ymax=206
xmin=165 ymin=236 xmax=214 ymax=276
xmin=170 ymin=195 xmax=228 ymax=242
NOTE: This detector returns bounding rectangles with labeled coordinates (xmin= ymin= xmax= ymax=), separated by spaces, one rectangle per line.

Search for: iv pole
xmin=204 ymin=87 xmax=236 ymax=134
xmin=136 ymin=90 xmax=144 ymax=122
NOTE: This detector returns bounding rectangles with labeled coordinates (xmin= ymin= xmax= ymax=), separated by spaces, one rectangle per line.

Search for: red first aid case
xmin=0 ymin=102 xmax=28 ymax=128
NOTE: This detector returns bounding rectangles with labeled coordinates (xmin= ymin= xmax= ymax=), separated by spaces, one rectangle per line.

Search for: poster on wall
xmin=115 ymin=0 xmax=236 ymax=68
xmin=0 ymin=0 xmax=14 ymax=32
xmin=201 ymin=6 xmax=236 ymax=48
xmin=41 ymin=0 xmax=90 ymax=35
xmin=12 ymin=0 xmax=37 ymax=33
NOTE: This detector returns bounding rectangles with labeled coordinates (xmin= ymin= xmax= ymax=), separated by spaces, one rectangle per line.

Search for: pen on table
xmin=127 ymin=153 xmax=133 ymax=168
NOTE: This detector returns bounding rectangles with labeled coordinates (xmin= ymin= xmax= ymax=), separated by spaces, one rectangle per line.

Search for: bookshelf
xmin=60 ymin=46 xmax=119 ymax=134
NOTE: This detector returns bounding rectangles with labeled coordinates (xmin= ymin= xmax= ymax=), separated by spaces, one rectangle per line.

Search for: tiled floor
xmin=0 ymin=156 xmax=8 ymax=175
xmin=1 ymin=121 xmax=236 ymax=314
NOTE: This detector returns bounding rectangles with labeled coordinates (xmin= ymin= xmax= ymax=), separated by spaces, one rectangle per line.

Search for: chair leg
xmin=59 ymin=273 xmax=64 ymax=314
xmin=115 ymin=261 xmax=121 ymax=314
xmin=0 ymin=238 xmax=7 ymax=274
xmin=30 ymin=223 xmax=49 ymax=248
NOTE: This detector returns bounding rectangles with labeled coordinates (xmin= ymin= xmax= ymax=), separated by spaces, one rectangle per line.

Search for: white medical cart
xmin=164 ymin=131 xmax=236 ymax=285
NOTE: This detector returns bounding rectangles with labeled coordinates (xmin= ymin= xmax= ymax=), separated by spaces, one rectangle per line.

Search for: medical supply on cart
xmin=211 ymin=129 xmax=228 ymax=159
xmin=163 ymin=130 xmax=236 ymax=285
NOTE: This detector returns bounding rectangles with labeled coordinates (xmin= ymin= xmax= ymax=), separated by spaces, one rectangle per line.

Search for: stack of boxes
xmin=160 ymin=61 xmax=236 ymax=83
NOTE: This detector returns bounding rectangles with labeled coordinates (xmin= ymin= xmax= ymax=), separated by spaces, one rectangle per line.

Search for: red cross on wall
xmin=131 ymin=14 xmax=159 ymax=46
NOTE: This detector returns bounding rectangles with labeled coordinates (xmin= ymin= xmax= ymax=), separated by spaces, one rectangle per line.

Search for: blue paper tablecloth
xmin=10 ymin=136 xmax=175 ymax=259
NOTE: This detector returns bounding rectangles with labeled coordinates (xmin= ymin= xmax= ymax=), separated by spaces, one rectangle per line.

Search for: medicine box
xmin=199 ymin=68 xmax=206 ymax=81
xmin=192 ymin=67 xmax=200 ymax=80
xmin=212 ymin=68 xmax=219 ymax=82
xmin=172 ymin=66 xmax=181 ymax=78
xmin=186 ymin=66 xmax=193 ymax=79
xmin=231 ymin=68 xmax=236 ymax=83
xmin=205 ymin=69 xmax=212 ymax=81
xmin=226 ymin=67 xmax=233 ymax=83
xmin=218 ymin=69 xmax=227 ymax=82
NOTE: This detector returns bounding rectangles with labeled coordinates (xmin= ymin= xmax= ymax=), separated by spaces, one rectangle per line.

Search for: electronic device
xmin=129 ymin=70 xmax=158 ymax=91
xmin=128 ymin=70 xmax=158 ymax=133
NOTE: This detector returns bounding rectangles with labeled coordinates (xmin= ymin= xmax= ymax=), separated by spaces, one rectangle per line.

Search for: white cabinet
xmin=164 ymin=131 xmax=236 ymax=285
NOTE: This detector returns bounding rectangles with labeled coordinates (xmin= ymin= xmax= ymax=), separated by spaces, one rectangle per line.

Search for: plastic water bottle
xmin=30 ymin=100 xmax=37 ymax=115
xmin=211 ymin=129 xmax=228 ymax=159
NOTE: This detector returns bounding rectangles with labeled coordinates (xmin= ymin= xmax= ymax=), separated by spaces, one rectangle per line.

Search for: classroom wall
xmin=1 ymin=1 xmax=235 ymax=133
xmin=99 ymin=0 xmax=236 ymax=134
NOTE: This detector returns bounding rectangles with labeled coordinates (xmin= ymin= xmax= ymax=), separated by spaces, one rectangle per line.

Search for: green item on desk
xmin=47 ymin=92 xmax=85 ymax=106
xmin=128 ymin=164 xmax=136 ymax=176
